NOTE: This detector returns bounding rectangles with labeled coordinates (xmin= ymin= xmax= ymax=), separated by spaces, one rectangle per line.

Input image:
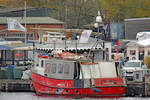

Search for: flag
xmin=116 ymin=48 xmax=119 ymax=54
xmin=79 ymin=30 xmax=92 ymax=43
xmin=7 ymin=18 xmax=26 ymax=31
xmin=116 ymin=41 xmax=119 ymax=47
xmin=116 ymin=41 xmax=119 ymax=54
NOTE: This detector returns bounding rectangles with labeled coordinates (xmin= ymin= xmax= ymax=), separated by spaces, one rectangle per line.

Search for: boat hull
xmin=32 ymin=72 xmax=126 ymax=98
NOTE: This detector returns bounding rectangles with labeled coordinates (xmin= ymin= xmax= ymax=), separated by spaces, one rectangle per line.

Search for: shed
xmin=125 ymin=18 xmax=150 ymax=40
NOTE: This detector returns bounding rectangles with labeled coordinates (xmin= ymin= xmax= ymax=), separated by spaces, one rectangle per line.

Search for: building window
xmin=58 ymin=64 xmax=63 ymax=73
xmin=130 ymin=50 xmax=136 ymax=55
xmin=148 ymin=50 xmax=150 ymax=55
xmin=111 ymin=54 xmax=114 ymax=60
xmin=51 ymin=63 xmax=57 ymax=74
xmin=5 ymin=51 xmax=13 ymax=60
xmin=14 ymin=50 xmax=25 ymax=60
xmin=132 ymin=57 xmax=136 ymax=60
xmin=64 ymin=64 xmax=70 ymax=74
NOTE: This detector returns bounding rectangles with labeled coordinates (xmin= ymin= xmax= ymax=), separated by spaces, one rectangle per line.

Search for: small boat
xmin=32 ymin=50 xmax=126 ymax=98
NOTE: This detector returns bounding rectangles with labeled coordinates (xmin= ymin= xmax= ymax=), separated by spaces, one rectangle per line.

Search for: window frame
xmin=130 ymin=50 xmax=136 ymax=55
xmin=51 ymin=63 xmax=57 ymax=74
xmin=57 ymin=64 xmax=63 ymax=74
xmin=64 ymin=63 xmax=70 ymax=74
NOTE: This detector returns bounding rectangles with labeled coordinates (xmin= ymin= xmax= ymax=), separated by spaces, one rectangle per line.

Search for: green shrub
xmin=144 ymin=56 xmax=150 ymax=69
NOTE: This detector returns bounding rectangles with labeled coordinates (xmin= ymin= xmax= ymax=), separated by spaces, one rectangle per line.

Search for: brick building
xmin=0 ymin=17 xmax=64 ymax=41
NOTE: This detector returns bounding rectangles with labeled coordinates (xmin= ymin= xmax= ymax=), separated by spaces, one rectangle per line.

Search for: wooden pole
xmin=24 ymin=0 xmax=27 ymax=43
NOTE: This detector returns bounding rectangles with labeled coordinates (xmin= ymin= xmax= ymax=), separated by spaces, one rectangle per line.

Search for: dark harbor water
xmin=0 ymin=92 xmax=150 ymax=100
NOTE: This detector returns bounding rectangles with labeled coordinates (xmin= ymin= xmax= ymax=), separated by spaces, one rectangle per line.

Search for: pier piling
xmin=0 ymin=79 xmax=34 ymax=92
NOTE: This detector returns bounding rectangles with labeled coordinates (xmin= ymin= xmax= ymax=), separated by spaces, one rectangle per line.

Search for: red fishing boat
xmin=32 ymin=51 xmax=126 ymax=98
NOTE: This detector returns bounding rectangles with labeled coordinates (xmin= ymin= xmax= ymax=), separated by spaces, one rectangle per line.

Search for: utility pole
xmin=64 ymin=1 xmax=68 ymax=51
xmin=65 ymin=1 xmax=68 ymax=29
xmin=94 ymin=11 xmax=105 ymax=60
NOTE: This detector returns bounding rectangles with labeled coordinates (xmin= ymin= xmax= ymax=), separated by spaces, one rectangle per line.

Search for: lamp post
xmin=94 ymin=11 xmax=105 ymax=60
xmin=94 ymin=11 xmax=102 ymax=33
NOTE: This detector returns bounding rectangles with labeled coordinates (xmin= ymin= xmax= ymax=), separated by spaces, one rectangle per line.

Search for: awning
xmin=12 ymin=46 xmax=33 ymax=50
xmin=136 ymin=32 xmax=150 ymax=40
xmin=137 ymin=38 xmax=150 ymax=46
xmin=36 ymin=43 xmax=102 ymax=51
xmin=0 ymin=45 xmax=12 ymax=50
xmin=4 ymin=43 xmax=33 ymax=50
xmin=0 ymin=43 xmax=33 ymax=50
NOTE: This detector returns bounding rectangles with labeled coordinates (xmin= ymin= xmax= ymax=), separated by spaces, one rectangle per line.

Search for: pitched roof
xmin=125 ymin=17 xmax=150 ymax=21
xmin=0 ymin=7 xmax=52 ymax=17
xmin=126 ymin=41 xmax=141 ymax=47
xmin=137 ymin=38 xmax=150 ymax=46
xmin=0 ymin=17 xmax=64 ymax=24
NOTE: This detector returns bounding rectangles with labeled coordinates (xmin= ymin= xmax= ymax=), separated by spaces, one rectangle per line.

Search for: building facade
xmin=126 ymin=41 xmax=150 ymax=60
xmin=0 ymin=17 xmax=64 ymax=41
xmin=125 ymin=18 xmax=150 ymax=40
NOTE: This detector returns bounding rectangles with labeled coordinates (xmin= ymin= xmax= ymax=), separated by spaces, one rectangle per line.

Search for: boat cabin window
xmin=41 ymin=60 xmax=44 ymax=67
xmin=58 ymin=64 xmax=63 ymax=73
xmin=44 ymin=60 xmax=75 ymax=79
xmin=51 ymin=63 xmax=57 ymax=73
xmin=45 ymin=63 xmax=51 ymax=73
xmin=64 ymin=64 xmax=70 ymax=74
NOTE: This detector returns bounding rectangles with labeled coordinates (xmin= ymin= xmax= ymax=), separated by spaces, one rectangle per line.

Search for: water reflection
xmin=0 ymin=92 xmax=149 ymax=100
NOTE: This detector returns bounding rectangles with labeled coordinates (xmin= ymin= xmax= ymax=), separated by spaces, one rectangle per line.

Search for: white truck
xmin=121 ymin=60 xmax=147 ymax=81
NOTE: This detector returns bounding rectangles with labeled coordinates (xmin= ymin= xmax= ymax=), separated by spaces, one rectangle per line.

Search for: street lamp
xmin=96 ymin=11 xmax=102 ymax=23
xmin=94 ymin=11 xmax=102 ymax=33
xmin=94 ymin=11 xmax=105 ymax=60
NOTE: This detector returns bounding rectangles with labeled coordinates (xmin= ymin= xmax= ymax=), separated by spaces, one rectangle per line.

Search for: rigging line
xmin=87 ymin=39 xmax=99 ymax=59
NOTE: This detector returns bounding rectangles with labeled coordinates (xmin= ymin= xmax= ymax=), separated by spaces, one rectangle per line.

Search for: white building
xmin=126 ymin=40 xmax=150 ymax=60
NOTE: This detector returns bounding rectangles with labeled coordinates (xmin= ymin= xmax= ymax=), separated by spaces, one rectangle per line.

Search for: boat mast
xmin=24 ymin=0 xmax=27 ymax=43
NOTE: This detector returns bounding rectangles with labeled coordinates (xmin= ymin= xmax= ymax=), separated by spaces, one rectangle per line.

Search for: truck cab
xmin=121 ymin=60 xmax=146 ymax=81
